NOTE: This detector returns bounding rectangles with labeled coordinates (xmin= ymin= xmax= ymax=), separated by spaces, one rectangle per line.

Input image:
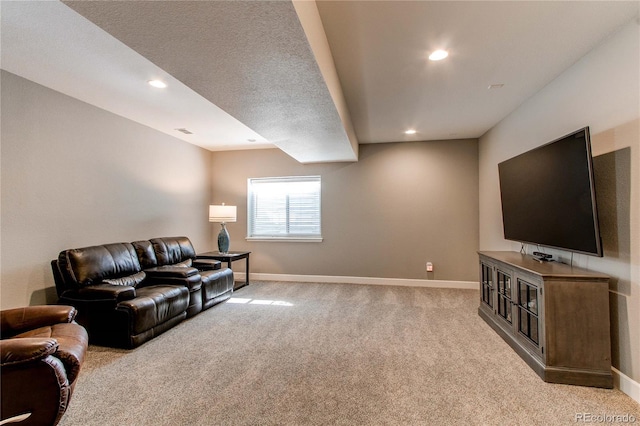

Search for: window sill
xmin=246 ymin=237 xmax=323 ymax=243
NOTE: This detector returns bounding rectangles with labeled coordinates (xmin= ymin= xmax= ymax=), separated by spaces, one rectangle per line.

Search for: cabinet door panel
xmin=517 ymin=279 xmax=540 ymax=347
xmin=496 ymin=269 xmax=512 ymax=323
xmin=480 ymin=262 xmax=494 ymax=309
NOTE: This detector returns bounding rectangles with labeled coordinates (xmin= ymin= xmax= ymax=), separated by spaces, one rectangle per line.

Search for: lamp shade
xmin=209 ymin=204 xmax=237 ymax=223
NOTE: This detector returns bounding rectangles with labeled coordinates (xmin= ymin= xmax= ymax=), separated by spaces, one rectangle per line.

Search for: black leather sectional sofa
xmin=51 ymin=236 xmax=234 ymax=348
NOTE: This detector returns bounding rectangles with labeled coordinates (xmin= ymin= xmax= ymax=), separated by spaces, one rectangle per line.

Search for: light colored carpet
xmin=59 ymin=281 xmax=639 ymax=425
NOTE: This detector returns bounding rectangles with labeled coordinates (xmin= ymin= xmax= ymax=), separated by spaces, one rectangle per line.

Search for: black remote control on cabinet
xmin=533 ymin=251 xmax=552 ymax=259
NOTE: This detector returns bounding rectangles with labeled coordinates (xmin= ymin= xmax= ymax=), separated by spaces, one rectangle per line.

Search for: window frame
xmin=246 ymin=176 xmax=323 ymax=242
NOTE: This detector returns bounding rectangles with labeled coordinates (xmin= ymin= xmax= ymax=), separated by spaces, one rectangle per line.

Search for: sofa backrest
xmin=56 ymin=243 xmax=142 ymax=289
xmin=131 ymin=240 xmax=158 ymax=269
xmin=53 ymin=237 xmax=197 ymax=295
xmin=146 ymin=237 xmax=195 ymax=267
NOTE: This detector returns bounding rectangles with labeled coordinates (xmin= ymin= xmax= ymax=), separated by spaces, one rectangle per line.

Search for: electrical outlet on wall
xmin=426 ymin=262 xmax=433 ymax=272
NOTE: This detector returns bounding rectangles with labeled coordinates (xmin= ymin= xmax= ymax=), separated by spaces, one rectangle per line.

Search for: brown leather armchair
xmin=1 ymin=305 xmax=88 ymax=426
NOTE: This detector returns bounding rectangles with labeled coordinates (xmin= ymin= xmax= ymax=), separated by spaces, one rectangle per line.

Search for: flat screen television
xmin=498 ymin=127 xmax=603 ymax=257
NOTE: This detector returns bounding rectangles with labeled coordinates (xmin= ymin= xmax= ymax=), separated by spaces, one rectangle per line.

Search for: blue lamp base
xmin=217 ymin=223 xmax=230 ymax=254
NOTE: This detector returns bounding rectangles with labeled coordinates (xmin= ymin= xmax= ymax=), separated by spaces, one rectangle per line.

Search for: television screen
xmin=498 ymin=127 xmax=602 ymax=257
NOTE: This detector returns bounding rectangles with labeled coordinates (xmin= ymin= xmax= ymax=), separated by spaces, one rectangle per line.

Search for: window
xmin=247 ymin=176 xmax=322 ymax=241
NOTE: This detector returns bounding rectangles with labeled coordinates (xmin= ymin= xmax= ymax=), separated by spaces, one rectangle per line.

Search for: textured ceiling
xmin=2 ymin=1 xmax=639 ymax=164
xmin=63 ymin=0 xmax=358 ymax=163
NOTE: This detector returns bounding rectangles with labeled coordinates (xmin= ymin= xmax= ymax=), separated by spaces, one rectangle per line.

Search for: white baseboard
xmin=233 ymin=272 xmax=478 ymax=290
xmin=612 ymin=367 xmax=640 ymax=404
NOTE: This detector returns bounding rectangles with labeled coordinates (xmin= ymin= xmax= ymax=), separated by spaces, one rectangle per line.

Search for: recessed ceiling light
xmin=428 ymin=50 xmax=448 ymax=61
xmin=488 ymin=84 xmax=505 ymax=90
xmin=148 ymin=79 xmax=167 ymax=89
xmin=247 ymin=138 xmax=257 ymax=142
xmin=404 ymin=129 xmax=417 ymax=135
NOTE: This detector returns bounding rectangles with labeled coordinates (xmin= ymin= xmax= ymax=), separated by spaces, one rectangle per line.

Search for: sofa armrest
xmin=144 ymin=266 xmax=199 ymax=279
xmin=76 ymin=283 xmax=136 ymax=302
xmin=1 ymin=338 xmax=58 ymax=366
xmin=192 ymin=259 xmax=222 ymax=271
xmin=50 ymin=323 xmax=88 ymax=384
xmin=1 ymin=306 xmax=77 ymax=336
xmin=143 ymin=266 xmax=202 ymax=291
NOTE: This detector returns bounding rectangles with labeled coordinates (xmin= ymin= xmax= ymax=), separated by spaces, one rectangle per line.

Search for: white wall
xmin=479 ymin=19 xmax=640 ymax=388
xmin=0 ymin=71 xmax=214 ymax=308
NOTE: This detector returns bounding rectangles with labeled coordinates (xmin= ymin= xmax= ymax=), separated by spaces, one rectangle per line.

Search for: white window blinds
xmin=248 ymin=176 xmax=321 ymax=239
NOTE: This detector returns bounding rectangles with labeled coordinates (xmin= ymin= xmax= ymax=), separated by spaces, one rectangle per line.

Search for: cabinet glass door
xmin=496 ymin=270 xmax=512 ymax=323
xmin=517 ymin=279 xmax=539 ymax=345
xmin=481 ymin=263 xmax=493 ymax=308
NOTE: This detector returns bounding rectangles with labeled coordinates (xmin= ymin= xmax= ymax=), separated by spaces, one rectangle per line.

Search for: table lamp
xmin=209 ymin=204 xmax=237 ymax=254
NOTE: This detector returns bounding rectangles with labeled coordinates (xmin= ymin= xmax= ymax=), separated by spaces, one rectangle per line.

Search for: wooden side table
xmin=196 ymin=251 xmax=251 ymax=290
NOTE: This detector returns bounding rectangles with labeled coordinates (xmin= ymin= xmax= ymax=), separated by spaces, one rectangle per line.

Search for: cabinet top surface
xmin=478 ymin=251 xmax=609 ymax=280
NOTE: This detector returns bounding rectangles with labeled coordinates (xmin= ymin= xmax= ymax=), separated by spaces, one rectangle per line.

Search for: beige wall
xmin=479 ymin=20 xmax=640 ymax=383
xmin=0 ymin=71 xmax=214 ymax=309
xmin=0 ymin=71 xmax=479 ymax=309
xmin=211 ymin=139 xmax=479 ymax=282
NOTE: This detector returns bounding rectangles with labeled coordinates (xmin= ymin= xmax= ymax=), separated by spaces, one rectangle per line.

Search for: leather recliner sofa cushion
xmin=58 ymin=243 xmax=142 ymax=287
xmin=201 ymin=269 xmax=234 ymax=311
xmin=118 ymin=285 xmax=189 ymax=335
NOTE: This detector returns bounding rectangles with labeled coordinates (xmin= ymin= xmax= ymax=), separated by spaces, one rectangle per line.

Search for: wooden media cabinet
xmin=478 ymin=251 xmax=612 ymax=388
